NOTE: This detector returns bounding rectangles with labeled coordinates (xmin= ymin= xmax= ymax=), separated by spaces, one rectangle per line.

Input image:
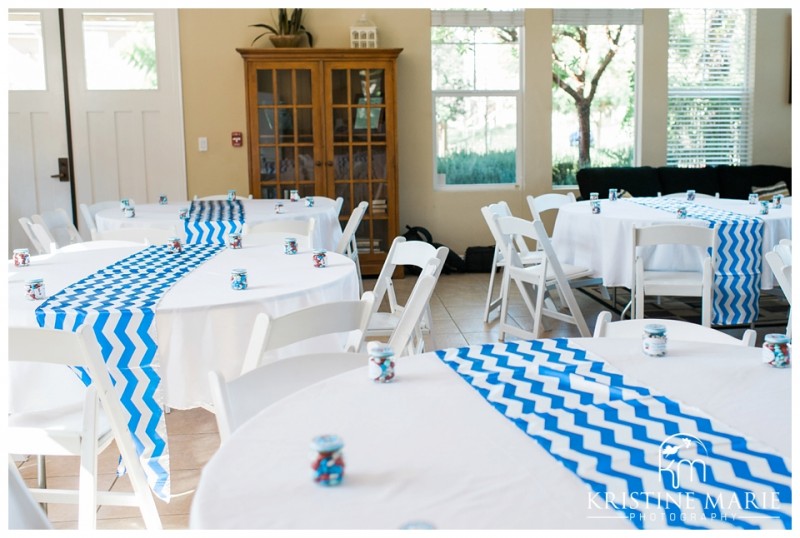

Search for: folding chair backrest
xmin=32 ymin=208 xmax=82 ymax=249
xmin=336 ymin=201 xmax=369 ymax=256
xmin=95 ymin=227 xmax=177 ymax=245
xmin=765 ymin=250 xmax=792 ymax=304
xmin=18 ymin=217 xmax=50 ymax=254
xmin=593 ymin=311 xmax=756 ymax=346
xmin=79 ymin=201 xmax=118 ymax=239
xmin=527 ymin=192 xmax=575 ymax=248
xmin=774 ymin=243 xmax=792 ymax=267
xmin=634 ymin=223 xmax=716 ymax=251
xmin=243 ymin=218 xmax=316 ymax=248
xmin=195 ymin=194 xmax=253 ymax=200
xmin=241 ymin=291 xmax=376 ymax=373
xmin=527 ymin=192 xmax=576 ymax=221
xmin=209 ymin=351 xmax=368 ymax=443
xmin=371 ymin=236 xmax=448 ymax=312
xmin=481 ymin=202 xmax=534 ymax=259
xmin=387 ymin=260 xmax=441 ymax=357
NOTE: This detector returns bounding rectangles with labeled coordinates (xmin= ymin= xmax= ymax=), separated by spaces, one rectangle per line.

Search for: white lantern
xmin=350 ymin=13 xmax=378 ymax=49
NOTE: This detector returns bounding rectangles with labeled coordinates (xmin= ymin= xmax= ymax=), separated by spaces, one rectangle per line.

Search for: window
xmin=431 ymin=10 xmax=523 ymax=189
xmin=82 ymin=12 xmax=157 ymax=90
xmin=8 ymin=12 xmax=46 ymax=91
xmin=551 ymin=9 xmax=640 ymax=186
xmin=667 ymin=9 xmax=753 ymax=166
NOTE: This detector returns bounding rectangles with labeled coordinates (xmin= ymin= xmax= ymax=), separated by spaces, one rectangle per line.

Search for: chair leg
xmin=786 ymin=308 xmax=792 ymax=339
xmin=483 ymin=248 xmax=501 ymax=322
xmin=531 ymin=278 xmax=548 ymax=339
xmin=497 ymin=270 xmax=511 ymax=341
xmin=37 ymin=455 xmax=48 ymax=515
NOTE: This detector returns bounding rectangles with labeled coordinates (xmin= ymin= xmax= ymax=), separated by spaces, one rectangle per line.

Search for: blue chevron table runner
xmin=184 ymin=199 xmax=245 ymax=245
xmin=631 ymin=198 xmax=763 ymax=325
xmin=35 ymin=244 xmax=224 ymax=501
xmin=437 ymin=339 xmax=791 ymax=530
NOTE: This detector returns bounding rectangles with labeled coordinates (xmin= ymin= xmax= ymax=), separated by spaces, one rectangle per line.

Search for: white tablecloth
xmin=8 ymin=243 xmax=359 ymax=409
xmin=189 ymin=338 xmax=790 ymax=530
xmin=552 ymin=197 xmax=792 ymax=290
xmin=95 ymin=197 xmax=343 ymax=251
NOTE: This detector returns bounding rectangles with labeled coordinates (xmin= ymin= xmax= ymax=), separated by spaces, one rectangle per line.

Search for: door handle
xmin=50 ymin=158 xmax=70 ymax=182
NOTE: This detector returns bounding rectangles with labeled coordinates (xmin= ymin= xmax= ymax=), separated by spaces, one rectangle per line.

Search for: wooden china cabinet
xmin=237 ymin=48 xmax=402 ymax=276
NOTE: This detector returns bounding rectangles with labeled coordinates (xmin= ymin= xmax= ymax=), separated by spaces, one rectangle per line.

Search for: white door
xmin=63 ymin=9 xmax=187 ymax=224
xmin=8 ymin=10 xmax=72 ymax=254
xmin=7 ymin=8 xmax=186 ymax=252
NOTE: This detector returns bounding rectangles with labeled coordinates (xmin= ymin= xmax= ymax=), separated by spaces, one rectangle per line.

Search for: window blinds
xmin=667 ymin=9 xmax=754 ymax=167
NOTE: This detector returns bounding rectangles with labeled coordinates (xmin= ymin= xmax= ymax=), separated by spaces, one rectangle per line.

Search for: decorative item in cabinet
xmin=237 ymin=48 xmax=402 ymax=276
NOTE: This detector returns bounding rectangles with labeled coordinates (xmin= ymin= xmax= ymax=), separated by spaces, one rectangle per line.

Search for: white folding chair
xmin=660 ymin=192 xmax=716 ymax=199
xmin=593 ymin=311 xmax=756 ymax=346
xmin=79 ymin=201 xmax=118 ymax=240
xmin=334 ymin=196 xmax=345 ymax=220
xmin=494 ymin=215 xmax=592 ymax=340
xmin=366 ymin=236 xmax=448 ymax=345
xmin=336 ymin=201 xmax=369 ymax=295
xmin=208 ymin=292 xmax=375 ymax=443
xmin=242 ymin=218 xmax=315 ymax=249
xmin=526 ymin=192 xmax=576 ymax=234
xmin=632 ymin=223 xmax=717 ymax=327
xmin=383 ymin=261 xmax=442 ymax=357
xmin=765 ymin=247 xmax=792 ymax=338
xmin=8 ymin=460 xmax=53 ymax=530
xmin=8 ymin=325 xmax=162 ymax=530
xmin=94 ymin=227 xmax=177 ymax=245
xmin=56 ymin=240 xmax=144 ymax=252
xmin=31 ymin=208 xmax=83 ymax=250
xmin=208 ymin=352 xmax=367 ymax=445
xmin=194 ymin=194 xmax=253 ymax=200
xmin=18 ymin=217 xmax=51 ymax=254
xmin=480 ymin=202 xmax=545 ymax=322
xmin=527 ymin=192 xmax=609 ymax=300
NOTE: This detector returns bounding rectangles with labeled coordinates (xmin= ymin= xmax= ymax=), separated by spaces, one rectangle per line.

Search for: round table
xmin=189 ymin=338 xmax=790 ymax=530
xmin=552 ymin=197 xmax=792 ymax=290
xmin=8 ymin=242 xmax=360 ymax=409
xmin=95 ymin=197 xmax=343 ymax=251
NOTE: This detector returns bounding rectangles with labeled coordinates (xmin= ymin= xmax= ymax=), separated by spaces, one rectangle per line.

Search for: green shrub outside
xmin=437 ymin=150 xmax=516 ymax=185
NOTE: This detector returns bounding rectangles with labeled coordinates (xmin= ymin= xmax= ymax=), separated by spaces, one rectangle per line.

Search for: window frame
xmin=431 ymin=10 xmax=524 ymax=192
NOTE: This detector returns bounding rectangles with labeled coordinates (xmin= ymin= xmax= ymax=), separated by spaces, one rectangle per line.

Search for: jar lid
xmin=25 ymin=277 xmax=43 ymax=284
xmin=285 ymin=237 xmax=296 ymax=241
xmin=14 ymin=248 xmax=29 ymax=253
xmin=643 ymin=323 xmax=667 ymax=336
xmin=764 ymin=333 xmax=790 ymax=344
xmin=311 ymin=434 xmax=343 ymax=453
xmin=367 ymin=341 xmax=394 ymax=357
xmin=231 ymin=268 xmax=247 ymax=274
xmin=314 ymin=249 xmax=327 ymax=254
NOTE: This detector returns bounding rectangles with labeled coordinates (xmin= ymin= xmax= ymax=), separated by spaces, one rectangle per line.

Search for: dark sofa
xmin=576 ymin=165 xmax=792 ymax=200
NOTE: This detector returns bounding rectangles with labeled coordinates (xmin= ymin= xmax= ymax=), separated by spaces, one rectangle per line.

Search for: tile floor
xmin=14 ymin=272 xmax=789 ymax=530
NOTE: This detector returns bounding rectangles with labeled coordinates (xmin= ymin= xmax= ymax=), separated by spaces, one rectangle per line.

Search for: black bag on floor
xmin=402 ymin=225 xmax=464 ymax=275
xmin=464 ymin=246 xmax=496 ymax=273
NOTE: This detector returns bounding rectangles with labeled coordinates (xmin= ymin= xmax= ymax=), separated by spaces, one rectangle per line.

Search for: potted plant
xmin=251 ymin=8 xmax=314 ymax=48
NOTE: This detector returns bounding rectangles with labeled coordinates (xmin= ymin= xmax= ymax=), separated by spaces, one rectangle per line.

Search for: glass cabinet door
xmin=253 ymin=65 xmax=320 ymax=199
xmin=328 ymin=65 xmax=390 ymax=258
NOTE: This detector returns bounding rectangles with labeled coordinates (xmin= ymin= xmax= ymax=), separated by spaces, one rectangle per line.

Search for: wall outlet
xmin=198 ymin=137 xmax=208 ymax=152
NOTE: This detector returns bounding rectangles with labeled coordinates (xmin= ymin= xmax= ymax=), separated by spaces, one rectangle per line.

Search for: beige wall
xmin=179 ymin=8 xmax=792 ymax=254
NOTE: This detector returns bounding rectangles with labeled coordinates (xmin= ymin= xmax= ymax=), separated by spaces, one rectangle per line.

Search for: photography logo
xmin=658 ymin=433 xmax=708 ymax=489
